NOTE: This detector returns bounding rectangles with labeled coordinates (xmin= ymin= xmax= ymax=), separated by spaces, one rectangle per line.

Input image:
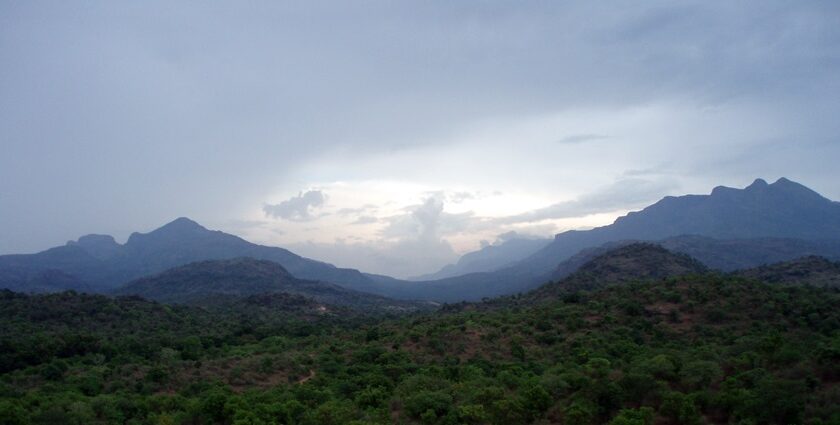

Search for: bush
xmin=403 ymin=391 xmax=452 ymax=419
xmin=609 ymin=407 xmax=654 ymax=425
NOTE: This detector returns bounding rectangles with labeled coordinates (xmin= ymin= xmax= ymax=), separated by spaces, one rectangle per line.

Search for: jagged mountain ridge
xmin=380 ymin=178 xmax=840 ymax=301
xmin=516 ymin=177 xmax=840 ymax=277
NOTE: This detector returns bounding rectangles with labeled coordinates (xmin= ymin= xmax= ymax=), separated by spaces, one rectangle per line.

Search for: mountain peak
xmin=711 ymin=178 xmax=768 ymax=196
xmin=66 ymin=234 xmax=121 ymax=260
xmin=68 ymin=234 xmax=118 ymax=247
xmin=125 ymin=217 xmax=211 ymax=247
xmin=767 ymin=177 xmax=829 ymax=202
xmin=145 ymin=217 xmax=208 ymax=236
xmin=161 ymin=217 xmax=205 ymax=231
xmin=747 ymin=178 xmax=768 ymax=189
xmin=770 ymin=176 xmax=812 ymax=192
xmin=774 ymin=177 xmax=792 ymax=185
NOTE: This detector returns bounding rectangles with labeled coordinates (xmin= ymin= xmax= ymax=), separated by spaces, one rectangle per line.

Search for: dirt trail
xmin=297 ymin=370 xmax=315 ymax=384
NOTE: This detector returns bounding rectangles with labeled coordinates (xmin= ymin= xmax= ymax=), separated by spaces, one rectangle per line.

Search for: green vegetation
xmin=735 ymin=255 xmax=840 ymax=288
xmin=2 ymin=271 xmax=839 ymax=424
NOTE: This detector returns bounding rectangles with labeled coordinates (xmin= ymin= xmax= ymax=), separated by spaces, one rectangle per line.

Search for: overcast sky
xmin=2 ymin=1 xmax=839 ymax=277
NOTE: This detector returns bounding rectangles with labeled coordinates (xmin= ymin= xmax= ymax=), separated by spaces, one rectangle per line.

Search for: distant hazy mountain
xmin=0 ymin=267 xmax=91 ymax=294
xmin=114 ymin=257 xmax=424 ymax=311
xmin=393 ymin=178 xmax=840 ymax=301
xmin=0 ymin=217 xmax=381 ymax=294
xmin=411 ymin=236 xmax=551 ymax=281
xmin=513 ymin=178 xmax=840 ymax=277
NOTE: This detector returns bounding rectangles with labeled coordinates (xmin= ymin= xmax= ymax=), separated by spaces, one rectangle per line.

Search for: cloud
xmin=448 ymin=191 xmax=476 ymax=203
xmin=288 ymin=237 xmax=457 ymax=279
xmin=498 ymin=178 xmax=679 ymax=224
xmin=380 ymin=196 xmax=476 ymax=240
xmin=337 ymin=204 xmax=378 ymax=216
xmin=352 ymin=215 xmax=379 ymax=225
xmin=4 ymin=1 xmax=840 ymax=256
xmin=412 ymin=197 xmax=444 ymax=241
xmin=263 ymin=190 xmax=327 ymax=221
xmin=557 ymin=134 xmax=609 ymax=145
xmin=293 ymin=194 xmax=477 ymax=277
xmin=493 ymin=230 xmax=547 ymax=244
xmin=288 ymin=195 xmax=465 ymax=277
xmin=282 ymin=179 xmax=675 ymax=277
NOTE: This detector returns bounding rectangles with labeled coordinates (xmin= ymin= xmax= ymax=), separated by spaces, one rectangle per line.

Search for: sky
xmin=2 ymin=1 xmax=840 ymax=278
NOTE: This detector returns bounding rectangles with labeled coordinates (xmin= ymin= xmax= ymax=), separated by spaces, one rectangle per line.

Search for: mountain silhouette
xmin=2 ymin=178 xmax=839 ymax=303
xmin=0 ymin=217 xmax=380 ymax=294
xmin=390 ymin=178 xmax=840 ymax=301
xmin=114 ymin=257 xmax=424 ymax=311
xmin=514 ymin=178 xmax=840 ymax=277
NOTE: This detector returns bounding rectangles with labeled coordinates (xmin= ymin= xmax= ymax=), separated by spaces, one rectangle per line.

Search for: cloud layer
xmin=2 ymin=1 xmax=839 ymax=277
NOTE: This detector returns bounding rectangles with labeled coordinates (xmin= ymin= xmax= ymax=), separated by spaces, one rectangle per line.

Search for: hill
xmin=0 ymin=217 xmax=382 ymax=294
xmin=545 ymin=235 xmax=840 ymax=283
xmin=734 ymin=256 xmax=840 ymax=288
xmin=114 ymin=257 xmax=427 ymax=312
xmin=0 ymin=289 xmax=359 ymax=376
xmin=0 ymin=268 xmax=91 ymax=294
xmin=522 ymin=243 xmax=707 ymax=303
xmin=2 ymin=272 xmax=838 ymax=424
xmin=658 ymin=235 xmax=840 ymax=271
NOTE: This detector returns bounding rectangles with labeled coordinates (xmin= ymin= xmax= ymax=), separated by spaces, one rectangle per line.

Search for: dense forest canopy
xmin=2 ymin=259 xmax=839 ymax=424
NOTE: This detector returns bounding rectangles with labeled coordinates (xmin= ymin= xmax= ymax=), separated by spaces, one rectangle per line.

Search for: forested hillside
xmin=2 ymin=271 xmax=838 ymax=424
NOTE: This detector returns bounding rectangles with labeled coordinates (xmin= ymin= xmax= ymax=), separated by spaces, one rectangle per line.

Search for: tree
xmin=659 ymin=392 xmax=700 ymax=425
xmin=608 ymin=407 xmax=654 ymax=425
xmin=0 ymin=400 xmax=29 ymax=425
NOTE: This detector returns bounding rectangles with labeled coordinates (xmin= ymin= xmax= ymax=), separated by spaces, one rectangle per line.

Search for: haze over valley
xmin=2 ymin=2 xmax=840 ymax=424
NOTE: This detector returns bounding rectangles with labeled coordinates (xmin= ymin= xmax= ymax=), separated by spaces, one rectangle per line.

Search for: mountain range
xmin=384 ymin=177 xmax=840 ymax=301
xmin=1 ymin=177 xmax=839 ymax=303
xmin=0 ymin=217 xmax=380 ymax=294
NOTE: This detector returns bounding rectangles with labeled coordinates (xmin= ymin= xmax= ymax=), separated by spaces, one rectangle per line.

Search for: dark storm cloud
xmin=1 ymin=1 xmax=840 ymax=255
